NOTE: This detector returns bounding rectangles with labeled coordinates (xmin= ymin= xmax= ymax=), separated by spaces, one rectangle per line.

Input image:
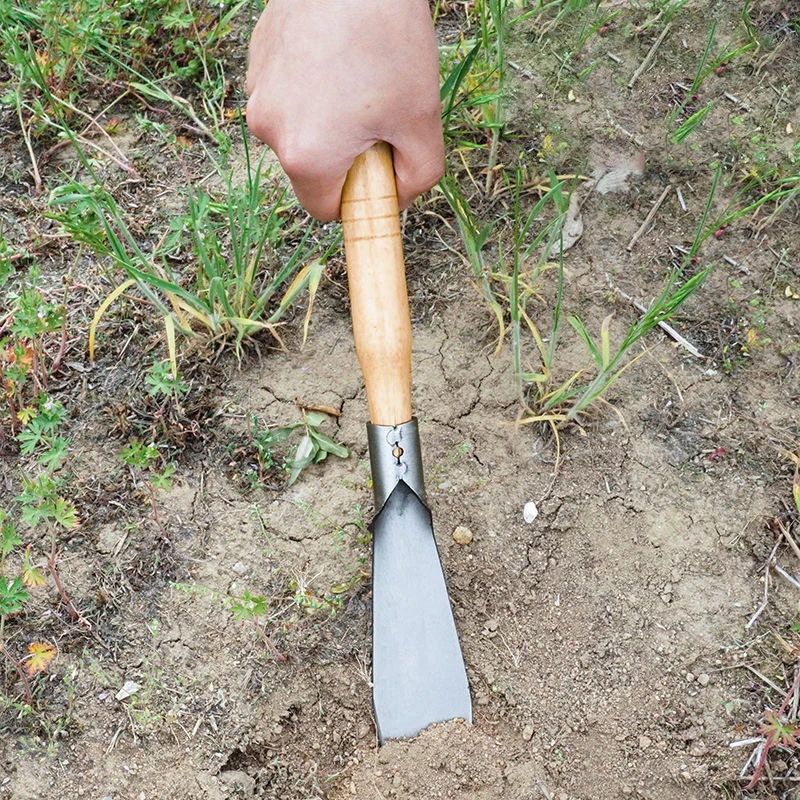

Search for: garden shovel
xmin=340 ymin=143 xmax=471 ymax=744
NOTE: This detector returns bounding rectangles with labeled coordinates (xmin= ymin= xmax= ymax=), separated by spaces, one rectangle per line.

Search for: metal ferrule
xmin=367 ymin=418 xmax=426 ymax=510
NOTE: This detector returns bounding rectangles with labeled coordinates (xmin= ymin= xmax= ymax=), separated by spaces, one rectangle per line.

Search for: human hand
xmin=246 ymin=0 xmax=444 ymax=221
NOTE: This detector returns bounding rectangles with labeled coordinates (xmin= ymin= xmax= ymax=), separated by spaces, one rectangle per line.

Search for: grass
xmin=48 ymin=122 xmax=337 ymax=363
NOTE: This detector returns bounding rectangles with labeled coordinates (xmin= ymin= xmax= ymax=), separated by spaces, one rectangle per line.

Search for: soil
xmin=3 ymin=3 xmax=800 ymax=800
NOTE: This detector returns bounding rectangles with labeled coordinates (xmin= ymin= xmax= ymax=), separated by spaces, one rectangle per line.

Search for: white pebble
xmin=453 ymin=526 xmax=473 ymax=545
xmin=523 ymin=502 xmax=539 ymax=524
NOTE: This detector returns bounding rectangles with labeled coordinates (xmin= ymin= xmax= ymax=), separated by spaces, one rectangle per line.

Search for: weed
xmin=50 ymin=126 xmax=337 ymax=363
xmin=442 ymin=166 xmax=712 ymax=455
xmin=145 ymin=361 xmax=189 ymax=401
xmin=249 ymin=410 xmax=349 ymax=487
xmin=1 ymin=268 xmax=66 ymax=432
xmin=173 ymin=582 xmax=288 ymax=662
xmin=0 ymin=0 xmax=245 ymax=146
xmin=119 ymin=439 xmax=161 ymax=471
xmin=0 ymin=503 xmax=61 ymax=705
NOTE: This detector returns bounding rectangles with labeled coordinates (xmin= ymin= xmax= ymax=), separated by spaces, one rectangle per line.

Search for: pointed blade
xmin=371 ymin=480 xmax=471 ymax=743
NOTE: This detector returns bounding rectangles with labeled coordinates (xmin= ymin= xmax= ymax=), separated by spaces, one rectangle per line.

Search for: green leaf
xmin=568 ymin=315 xmax=603 ymax=368
xmin=52 ymin=497 xmax=79 ymax=530
xmin=286 ymin=434 xmax=318 ymax=486
xmin=303 ymin=411 xmax=328 ymax=428
xmin=1 ymin=516 xmax=21 ymax=557
xmin=0 ymin=576 xmax=30 ymax=616
xmin=310 ymin=430 xmax=349 ymax=460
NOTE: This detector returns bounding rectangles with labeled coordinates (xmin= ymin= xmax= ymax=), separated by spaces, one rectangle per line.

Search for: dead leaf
xmin=25 ymin=641 xmax=56 ymax=676
xmin=560 ymin=193 xmax=584 ymax=253
xmin=593 ymin=152 xmax=645 ymax=195
xmin=116 ymin=680 xmax=141 ymax=701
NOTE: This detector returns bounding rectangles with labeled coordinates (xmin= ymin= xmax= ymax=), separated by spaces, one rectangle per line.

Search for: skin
xmin=246 ymin=0 xmax=444 ymax=221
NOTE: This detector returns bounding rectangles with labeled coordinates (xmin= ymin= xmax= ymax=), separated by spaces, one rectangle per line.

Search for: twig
xmin=626 ymin=185 xmax=673 ymax=251
xmin=730 ymin=737 xmax=767 ymax=749
xmin=536 ymin=780 xmax=554 ymax=800
xmin=724 ymin=92 xmax=751 ymax=111
xmin=628 ymin=22 xmax=673 ymax=89
xmin=15 ymin=90 xmax=42 ymax=194
xmin=605 ymin=111 xmax=645 ymax=147
xmin=740 ymin=741 xmax=764 ymax=779
xmin=48 ymin=542 xmax=90 ymax=629
xmin=606 ymin=275 xmax=703 ymax=358
xmin=105 ymin=725 xmax=124 ymax=754
xmin=746 ymin=539 xmax=781 ymax=629
xmin=723 ymin=254 xmax=750 ymax=274
xmin=675 ymin=186 xmax=687 ymax=212
xmin=739 ymin=663 xmax=787 ymax=697
xmin=780 ymin=521 xmax=800 ymax=562
xmin=508 ymin=60 xmax=534 ymax=79
xmin=773 ymin=563 xmax=800 ymax=590
xmin=2 ymin=649 xmax=34 ymax=705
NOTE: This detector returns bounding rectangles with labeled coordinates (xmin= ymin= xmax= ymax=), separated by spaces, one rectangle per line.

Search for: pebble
xmin=697 ymin=673 xmax=710 ymax=687
xmin=522 ymin=724 xmax=535 ymax=742
xmin=486 ymin=618 xmax=499 ymax=632
xmin=638 ymin=735 xmax=652 ymax=750
xmin=523 ymin=501 xmax=539 ymax=523
xmin=453 ymin=526 xmax=474 ymax=545
xmin=685 ymin=672 xmax=695 ymax=683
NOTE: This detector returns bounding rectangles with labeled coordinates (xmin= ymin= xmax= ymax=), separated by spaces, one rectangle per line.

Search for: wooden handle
xmin=341 ymin=143 xmax=412 ymax=427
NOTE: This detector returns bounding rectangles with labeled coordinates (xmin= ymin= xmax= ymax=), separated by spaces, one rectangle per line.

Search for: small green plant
xmin=17 ymin=396 xmax=70 ymax=471
xmin=1 ymin=267 xmax=66 ymax=431
xmin=0 ymin=0 xmax=246 ymax=148
xmin=145 ymin=361 xmax=188 ymax=401
xmin=0 ymin=502 xmax=61 ymax=705
xmin=250 ymin=410 xmax=349 ymax=487
xmin=119 ymin=439 xmax=160 ymax=471
xmin=173 ymin=582 xmax=287 ymax=662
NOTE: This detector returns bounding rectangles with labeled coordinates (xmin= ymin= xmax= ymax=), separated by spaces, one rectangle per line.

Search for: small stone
xmin=453 ymin=526 xmax=474 ymax=545
xmin=232 ymin=561 xmax=250 ymax=576
xmin=357 ymin=723 xmax=371 ymax=739
xmin=697 ymin=673 xmax=710 ymax=687
xmin=523 ymin=502 xmax=539 ymax=524
xmin=486 ymin=618 xmax=499 ymax=632
xmin=660 ymin=593 xmax=672 ymax=604
xmin=638 ymin=735 xmax=652 ymax=750
xmin=522 ymin=724 xmax=534 ymax=742
xmin=685 ymin=672 xmax=695 ymax=683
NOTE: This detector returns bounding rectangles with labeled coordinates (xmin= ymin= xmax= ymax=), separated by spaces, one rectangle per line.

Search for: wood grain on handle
xmin=341 ymin=143 xmax=412 ymax=427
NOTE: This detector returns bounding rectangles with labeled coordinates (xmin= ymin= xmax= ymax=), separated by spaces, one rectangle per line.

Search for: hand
xmin=246 ymin=0 xmax=444 ymax=221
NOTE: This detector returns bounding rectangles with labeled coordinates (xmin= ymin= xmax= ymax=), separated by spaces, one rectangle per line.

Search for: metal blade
xmin=371 ymin=479 xmax=472 ymax=743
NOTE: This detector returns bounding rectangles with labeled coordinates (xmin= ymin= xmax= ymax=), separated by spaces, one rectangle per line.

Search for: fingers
xmin=390 ymin=118 xmax=445 ymax=211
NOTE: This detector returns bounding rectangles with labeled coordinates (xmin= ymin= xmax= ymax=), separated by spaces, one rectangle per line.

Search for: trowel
xmin=341 ymin=142 xmax=472 ymax=744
